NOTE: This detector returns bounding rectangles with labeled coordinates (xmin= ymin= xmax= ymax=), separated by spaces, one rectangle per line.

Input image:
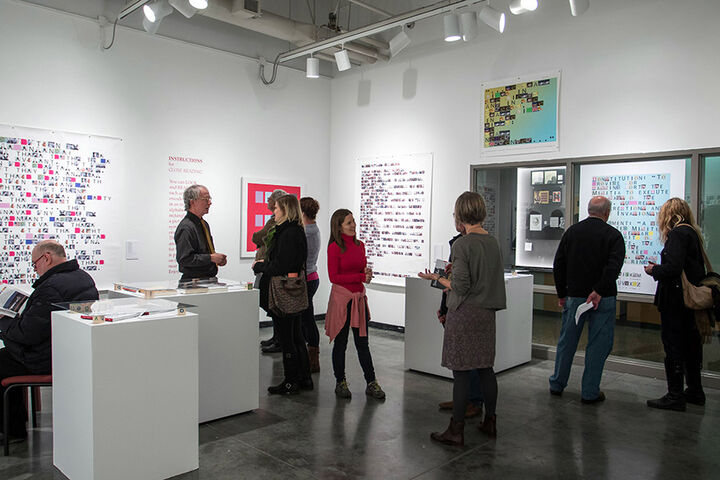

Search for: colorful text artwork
xmin=357 ymin=154 xmax=432 ymax=286
xmin=0 ymin=125 xmax=121 ymax=285
xmin=592 ymin=173 xmax=671 ymax=290
xmin=484 ymin=77 xmax=558 ymax=148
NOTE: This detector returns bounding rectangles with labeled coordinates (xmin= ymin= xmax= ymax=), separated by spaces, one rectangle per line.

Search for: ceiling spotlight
xmin=142 ymin=16 xmax=161 ymax=34
xmin=306 ymin=56 xmax=320 ymax=78
xmin=443 ymin=13 xmax=461 ymax=42
xmin=143 ymin=0 xmax=173 ymax=23
xmin=509 ymin=0 xmax=538 ymax=15
xmin=569 ymin=0 xmax=590 ymax=16
xmin=189 ymin=0 xmax=208 ymax=8
xmin=334 ymin=49 xmax=351 ymax=72
xmin=389 ymin=29 xmax=411 ymax=57
xmin=169 ymin=0 xmax=197 ymax=18
xmin=460 ymin=12 xmax=478 ymax=42
xmin=479 ymin=6 xmax=506 ymax=33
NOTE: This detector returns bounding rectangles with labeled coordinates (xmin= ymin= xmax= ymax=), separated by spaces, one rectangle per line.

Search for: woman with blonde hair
xmin=420 ymin=191 xmax=506 ymax=446
xmin=644 ymin=197 xmax=706 ymax=411
xmin=253 ymin=194 xmax=312 ymax=395
xmin=325 ymin=208 xmax=385 ymax=400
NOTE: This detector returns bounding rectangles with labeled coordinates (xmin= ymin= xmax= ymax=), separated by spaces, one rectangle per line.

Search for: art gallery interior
xmin=1 ymin=0 xmax=719 ymax=478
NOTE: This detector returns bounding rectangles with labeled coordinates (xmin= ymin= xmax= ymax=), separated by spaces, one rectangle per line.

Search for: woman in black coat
xmin=253 ymin=194 xmax=311 ymax=395
xmin=644 ymin=198 xmax=706 ymax=411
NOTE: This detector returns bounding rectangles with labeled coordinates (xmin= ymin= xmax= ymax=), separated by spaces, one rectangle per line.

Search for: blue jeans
xmin=549 ymin=296 xmax=615 ymax=400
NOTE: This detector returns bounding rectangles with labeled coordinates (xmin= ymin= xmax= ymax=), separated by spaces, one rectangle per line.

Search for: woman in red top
xmin=325 ymin=209 xmax=385 ymax=400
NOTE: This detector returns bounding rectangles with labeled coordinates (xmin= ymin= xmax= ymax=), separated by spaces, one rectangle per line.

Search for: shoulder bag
xmin=268 ymin=271 xmax=309 ymax=317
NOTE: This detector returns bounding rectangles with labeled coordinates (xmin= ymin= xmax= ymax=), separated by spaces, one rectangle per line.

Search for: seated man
xmin=0 ymin=240 xmax=98 ymax=443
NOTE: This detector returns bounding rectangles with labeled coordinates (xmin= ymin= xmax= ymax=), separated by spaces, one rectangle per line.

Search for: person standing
xmin=644 ymin=198 xmax=707 ymax=411
xmin=0 ymin=240 xmax=98 ymax=443
xmin=253 ymin=194 xmax=311 ymax=395
xmin=300 ymin=197 xmax=321 ymax=373
xmin=549 ymin=196 xmax=625 ymax=404
xmin=174 ymin=184 xmax=227 ymax=281
xmin=421 ymin=192 xmax=506 ymax=446
xmin=325 ymin=209 xmax=385 ymax=400
xmin=255 ymin=189 xmax=288 ymax=353
xmin=435 ymin=221 xmax=483 ymax=419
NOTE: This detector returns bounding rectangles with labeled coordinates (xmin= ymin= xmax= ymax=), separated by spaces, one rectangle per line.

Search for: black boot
xmin=260 ymin=336 xmax=276 ymax=347
xmin=267 ymin=381 xmax=300 ymax=395
xmin=684 ymin=362 xmax=706 ymax=406
xmin=647 ymin=359 xmax=686 ymax=412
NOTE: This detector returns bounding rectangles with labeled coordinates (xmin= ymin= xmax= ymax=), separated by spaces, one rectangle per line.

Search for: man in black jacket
xmin=0 ymin=240 xmax=98 ymax=442
xmin=174 ymin=184 xmax=227 ymax=281
xmin=549 ymin=196 xmax=625 ymax=404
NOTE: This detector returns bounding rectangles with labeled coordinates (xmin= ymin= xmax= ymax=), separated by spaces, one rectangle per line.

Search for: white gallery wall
xmin=0 ymin=1 xmax=332 ymax=310
xmin=328 ymin=0 xmax=720 ymax=326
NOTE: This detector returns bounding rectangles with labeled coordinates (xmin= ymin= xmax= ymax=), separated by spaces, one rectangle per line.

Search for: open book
xmin=0 ymin=286 xmax=29 ymax=318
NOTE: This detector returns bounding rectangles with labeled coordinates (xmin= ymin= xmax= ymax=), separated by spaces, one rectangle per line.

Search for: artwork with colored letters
xmin=0 ymin=125 xmax=122 ymax=286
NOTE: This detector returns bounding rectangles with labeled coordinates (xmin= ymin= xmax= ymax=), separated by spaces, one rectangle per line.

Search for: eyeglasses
xmin=31 ymin=252 xmax=47 ymax=270
xmin=199 ymin=196 xmax=212 ymax=202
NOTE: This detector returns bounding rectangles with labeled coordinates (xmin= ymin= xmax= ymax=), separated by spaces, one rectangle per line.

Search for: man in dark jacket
xmin=0 ymin=240 xmax=98 ymax=442
xmin=549 ymin=196 xmax=626 ymax=404
xmin=174 ymin=184 xmax=227 ymax=281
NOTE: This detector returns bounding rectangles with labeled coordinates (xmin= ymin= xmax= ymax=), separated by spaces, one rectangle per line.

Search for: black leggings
xmin=452 ymin=368 xmax=497 ymax=423
xmin=332 ymin=302 xmax=376 ymax=384
xmin=301 ymin=278 xmax=320 ymax=347
xmin=274 ymin=313 xmax=310 ymax=383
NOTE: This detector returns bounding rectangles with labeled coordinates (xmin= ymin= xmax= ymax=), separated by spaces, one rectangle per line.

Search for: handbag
xmin=676 ymin=223 xmax=713 ymax=310
xmin=268 ymin=271 xmax=309 ymax=317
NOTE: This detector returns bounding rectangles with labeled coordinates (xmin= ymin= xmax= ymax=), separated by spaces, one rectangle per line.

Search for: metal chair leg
xmin=3 ymin=386 xmax=11 ymax=456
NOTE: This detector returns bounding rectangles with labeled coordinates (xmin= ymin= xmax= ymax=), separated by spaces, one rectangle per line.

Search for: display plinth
xmin=404 ymin=274 xmax=533 ymax=378
xmin=52 ymin=309 xmax=199 ymax=480
xmin=112 ymin=280 xmax=259 ymax=422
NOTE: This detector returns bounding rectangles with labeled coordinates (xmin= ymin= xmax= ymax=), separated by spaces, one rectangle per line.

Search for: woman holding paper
xmin=325 ymin=208 xmax=385 ymax=400
xmin=420 ymin=191 xmax=506 ymax=446
xmin=644 ymin=198 xmax=706 ymax=411
xmin=253 ymin=194 xmax=311 ymax=395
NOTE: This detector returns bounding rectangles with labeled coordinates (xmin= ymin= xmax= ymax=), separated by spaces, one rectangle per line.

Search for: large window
xmin=474 ymin=150 xmax=720 ymax=373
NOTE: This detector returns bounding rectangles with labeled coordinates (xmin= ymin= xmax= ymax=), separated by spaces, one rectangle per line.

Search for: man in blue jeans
xmin=549 ymin=196 xmax=625 ymax=403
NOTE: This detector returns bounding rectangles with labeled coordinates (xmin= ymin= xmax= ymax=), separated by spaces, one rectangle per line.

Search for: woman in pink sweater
xmin=325 ymin=209 xmax=386 ymax=400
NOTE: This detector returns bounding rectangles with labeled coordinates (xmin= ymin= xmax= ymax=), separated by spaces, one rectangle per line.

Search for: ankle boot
xmin=648 ymin=359 xmax=686 ymax=411
xmin=478 ymin=414 xmax=497 ymax=437
xmin=430 ymin=418 xmax=464 ymax=446
xmin=308 ymin=346 xmax=320 ymax=373
xmin=684 ymin=362 xmax=706 ymax=406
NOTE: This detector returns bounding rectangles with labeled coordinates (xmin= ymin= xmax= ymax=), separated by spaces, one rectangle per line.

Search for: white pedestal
xmin=113 ymin=285 xmax=260 ymax=422
xmin=52 ymin=310 xmax=199 ymax=480
xmin=404 ymin=274 xmax=533 ymax=378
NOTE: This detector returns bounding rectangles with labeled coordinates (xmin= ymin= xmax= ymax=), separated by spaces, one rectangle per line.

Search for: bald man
xmin=0 ymin=240 xmax=98 ymax=443
xmin=549 ymin=196 xmax=626 ymax=404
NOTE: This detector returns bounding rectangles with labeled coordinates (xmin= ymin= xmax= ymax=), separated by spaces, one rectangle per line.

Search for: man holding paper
xmin=549 ymin=196 xmax=625 ymax=404
xmin=0 ymin=240 xmax=98 ymax=443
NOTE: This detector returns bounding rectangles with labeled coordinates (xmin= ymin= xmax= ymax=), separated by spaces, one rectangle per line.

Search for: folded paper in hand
xmin=575 ymin=301 xmax=594 ymax=325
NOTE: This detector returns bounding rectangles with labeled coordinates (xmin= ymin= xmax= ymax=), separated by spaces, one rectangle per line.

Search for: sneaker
xmin=365 ymin=380 xmax=386 ymax=400
xmin=581 ymin=392 xmax=606 ymax=404
xmin=335 ymin=380 xmax=352 ymax=398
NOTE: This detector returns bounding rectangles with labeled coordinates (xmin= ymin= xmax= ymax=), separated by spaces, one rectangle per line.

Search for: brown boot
xmin=438 ymin=400 xmax=453 ymax=410
xmin=307 ymin=346 xmax=320 ymax=373
xmin=478 ymin=414 xmax=497 ymax=438
xmin=431 ymin=418 xmax=464 ymax=446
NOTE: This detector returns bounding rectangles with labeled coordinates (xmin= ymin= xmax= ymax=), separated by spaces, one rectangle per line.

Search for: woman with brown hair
xmin=325 ymin=208 xmax=385 ymax=400
xmin=253 ymin=194 xmax=312 ymax=395
xmin=300 ymin=197 xmax=321 ymax=372
xmin=644 ymin=197 xmax=706 ymax=411
xmin=420 ymin=191 xmax=506 ymax=446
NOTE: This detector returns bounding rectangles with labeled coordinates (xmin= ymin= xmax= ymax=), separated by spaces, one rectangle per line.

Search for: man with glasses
xmin=175 ymin=184 xmax=227 ymax=281
xmin=0 ymin=240 xmax=98 ymax=444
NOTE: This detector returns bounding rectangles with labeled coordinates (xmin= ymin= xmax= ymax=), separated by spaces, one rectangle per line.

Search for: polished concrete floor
xmin=1 ymin=326 xmax=719 ymax=479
